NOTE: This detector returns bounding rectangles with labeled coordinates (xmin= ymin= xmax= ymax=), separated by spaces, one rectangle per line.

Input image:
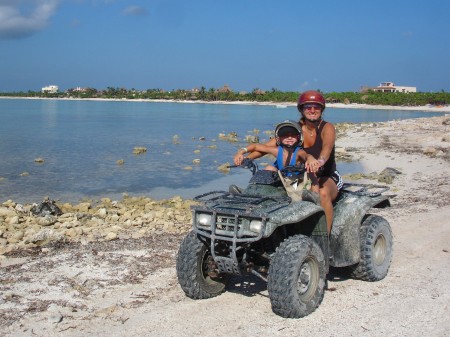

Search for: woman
xmin=235 ymin=90 xmax=342 ymax=234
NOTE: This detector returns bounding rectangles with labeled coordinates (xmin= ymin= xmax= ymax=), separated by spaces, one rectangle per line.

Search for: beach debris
xmin=378 ymin=167 xmax=402 ymax=184
xmin=245 ymin=135 xmax=259 ymax=143
xmin=194 ymin=149 xmax=201 ymax=154
xmin=183 ymin=166 xmax=193 ymax=170
xmin=31 ymin=199 xmax=62 ymax=217
xmin=192 ymin=159 xmax=201 ymax=165
xmin=218 ymin=132 xmax=238 ymax=142
xmin=217 ymin=162 xmax=230 ymax=174
xmin=133 ymin=147 xmax=147 ymax=155
xmin=116 ymin=159 xmax=125 ymax=165
xmin=34 ymin=157 xmax=45 ymax=163
xmin=173 ymin=135 xmax=181 ymax=144
xmin=19 ymin=172 xmax=29 ymax=177
xmin=199 ymin=137 xmax=206 ymax=141
xmin=335 ymin=147 xmax=354 ymax=162
xmin=207 ymin=145 xmax=218 ymax=149
xmin=423 ymin=146 xmax=437 ymax=156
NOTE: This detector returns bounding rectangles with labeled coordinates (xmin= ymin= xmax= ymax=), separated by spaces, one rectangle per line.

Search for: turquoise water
xmin=0 ymin=98 xmax=442 ymax=203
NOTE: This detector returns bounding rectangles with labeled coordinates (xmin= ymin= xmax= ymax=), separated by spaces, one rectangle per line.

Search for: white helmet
xmin=274 ymin=120 xmax=303 ymax=147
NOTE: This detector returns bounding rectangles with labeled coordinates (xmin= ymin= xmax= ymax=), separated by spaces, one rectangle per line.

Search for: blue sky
xmin=1 ymin=0 xmax=449 ymax=93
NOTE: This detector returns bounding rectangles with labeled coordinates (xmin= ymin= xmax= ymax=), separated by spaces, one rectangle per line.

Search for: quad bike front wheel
xmin=268 ymin=235 xmax=326 ymax=318
xmin=176 ymin=231 xmax=229 ymax=299
xmin=349 ymin=214 xmax=393 ymax=281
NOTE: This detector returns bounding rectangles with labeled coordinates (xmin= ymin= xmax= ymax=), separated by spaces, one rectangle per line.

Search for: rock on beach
xmin=0 ymin=195 xmax=195 ymax=255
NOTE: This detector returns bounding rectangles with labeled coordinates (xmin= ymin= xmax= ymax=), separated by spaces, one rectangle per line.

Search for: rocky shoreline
xmin=1 ymin=116 xmax=449 ymax=256
xmin=0 ymin=195 xmax=195 ymax=256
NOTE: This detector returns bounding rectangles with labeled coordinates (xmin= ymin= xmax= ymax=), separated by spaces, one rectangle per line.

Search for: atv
xmin=176 ymin=159 xmax=393 ymax=318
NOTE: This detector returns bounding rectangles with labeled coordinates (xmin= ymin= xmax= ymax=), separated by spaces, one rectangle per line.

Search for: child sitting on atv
xmin=233 ymin=120 xmax=314 ymax=172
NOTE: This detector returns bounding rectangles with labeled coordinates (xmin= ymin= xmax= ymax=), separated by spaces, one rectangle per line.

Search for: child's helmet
xmin=275 ymin=120 xmax=303 ymax=147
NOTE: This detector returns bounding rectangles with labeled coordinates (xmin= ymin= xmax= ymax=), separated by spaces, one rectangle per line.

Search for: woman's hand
xmin=306 ymin=156 xmax=320 ymax=173
xmin=306 ymin=155 xmax=326 ymax=173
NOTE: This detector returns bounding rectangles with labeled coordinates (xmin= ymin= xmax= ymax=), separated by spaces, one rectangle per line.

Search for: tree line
xmin=1 ymin=87 xmax=449 ymax=106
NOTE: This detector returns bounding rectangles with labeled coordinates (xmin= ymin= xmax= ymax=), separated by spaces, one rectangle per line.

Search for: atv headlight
xmin=249 ymin=219 xmax=263 ymax=233
xmin=197 ymin=213 xmax=212 ymax=227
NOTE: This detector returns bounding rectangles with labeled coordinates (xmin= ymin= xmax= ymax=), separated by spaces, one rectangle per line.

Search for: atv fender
xmin=264 ymin=200 xmax=327 ymax=238
xmin=330 ymin=194 xmax=390 ymax=267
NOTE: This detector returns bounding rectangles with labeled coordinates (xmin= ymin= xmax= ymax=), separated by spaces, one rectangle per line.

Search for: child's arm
xmin=234 ymin=143 xmax=278 ymax=166
xmin=297 ymin=149 xmax=319 ymax=172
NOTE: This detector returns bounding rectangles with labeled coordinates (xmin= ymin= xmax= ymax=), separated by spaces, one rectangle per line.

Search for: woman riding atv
xmin=234 ymin=91 xmax=343 ymax=234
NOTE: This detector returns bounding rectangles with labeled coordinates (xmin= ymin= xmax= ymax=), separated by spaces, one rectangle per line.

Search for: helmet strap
xmin=301 ymin=113 xmax=323 ymax=127
xmin=284 ymin=147 xmax=294 ymax=167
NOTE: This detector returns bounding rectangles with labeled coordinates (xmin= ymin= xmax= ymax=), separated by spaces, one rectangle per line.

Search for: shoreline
xmin=1 ymin=115 xmax=449 ymax=336
xmin=1 ymin=95 xmax=449 ymax=113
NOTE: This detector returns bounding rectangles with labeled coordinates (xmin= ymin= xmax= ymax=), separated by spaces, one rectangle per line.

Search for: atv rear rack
xmin=341 ymin=183 xmax=390 ymax=197
xmin=193 ymin=191 xmax=291 ymax=217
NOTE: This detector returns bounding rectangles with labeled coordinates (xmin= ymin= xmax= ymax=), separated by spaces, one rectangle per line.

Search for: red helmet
xmin=297 ymin=90 xmax=326 ymax=112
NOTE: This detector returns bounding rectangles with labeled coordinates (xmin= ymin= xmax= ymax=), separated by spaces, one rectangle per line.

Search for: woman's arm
xmin=305 ymin=123 xmax=336 ymax=173
xmin=318 ymin=122 xmax=336 ymax=164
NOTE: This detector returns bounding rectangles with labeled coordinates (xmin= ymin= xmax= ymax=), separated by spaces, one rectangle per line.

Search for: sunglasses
xmin=303 ymin=104 xmax=322 ymax=111
xmin=279 ymin=133 xmax=299 ymax=138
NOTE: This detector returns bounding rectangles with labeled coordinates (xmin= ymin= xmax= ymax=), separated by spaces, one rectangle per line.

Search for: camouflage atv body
xmin=176 ymin=164 xmax=393 ymax=318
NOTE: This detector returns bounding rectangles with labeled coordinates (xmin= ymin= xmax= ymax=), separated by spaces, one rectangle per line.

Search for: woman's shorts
xmin=330 ymin=170 xmax=343 ymax=191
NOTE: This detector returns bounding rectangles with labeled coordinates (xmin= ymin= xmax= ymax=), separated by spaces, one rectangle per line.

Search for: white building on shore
xmin=41 ymin=85 xmax=59 ymax=94
xmin=371 ymin=82 xmax=416 ymax=93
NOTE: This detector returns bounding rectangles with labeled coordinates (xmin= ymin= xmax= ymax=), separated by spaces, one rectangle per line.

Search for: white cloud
xmin=300 ymin=81 xmax=310 ymax=88
xmin=122 ymin=5 xmax=148 ymax=16
xmin=0 ymin=0 xmax=59 ymax=39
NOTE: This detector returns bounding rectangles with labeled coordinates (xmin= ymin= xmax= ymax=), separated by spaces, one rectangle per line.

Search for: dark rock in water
xmin=31 ymin=199 xmax=62 ymax=217
xmin=378 ymin=167 xmax=402 ymax=184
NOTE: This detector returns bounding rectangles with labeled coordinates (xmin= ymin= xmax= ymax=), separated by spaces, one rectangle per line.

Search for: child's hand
xmin=234 ymin=153 xmax=244 ymax=166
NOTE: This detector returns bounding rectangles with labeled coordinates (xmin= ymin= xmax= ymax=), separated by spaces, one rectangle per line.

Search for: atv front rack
xmin=193 ymin=191 xmax=291 ymax=217
xmin=341 ymin=183 xmax=390 ymax=197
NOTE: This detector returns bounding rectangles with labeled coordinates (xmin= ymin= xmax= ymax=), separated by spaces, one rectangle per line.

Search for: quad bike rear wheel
xmin=176 ymin=231 xmax=229 ymax=299
xmin=349 ymin=214 xmax=393 ymax=281
xmin=267 ymin=235 xmax=326 ymax=318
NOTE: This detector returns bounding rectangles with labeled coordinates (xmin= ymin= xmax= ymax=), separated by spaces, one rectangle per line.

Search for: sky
xmin=0 ymin=0 xmax=449 ymax=93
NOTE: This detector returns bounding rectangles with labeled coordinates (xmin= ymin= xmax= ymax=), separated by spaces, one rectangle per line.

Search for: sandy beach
xmin=1 ymin=113 xmax=449 ymax=336
xmin=2 ymin=95 xmax=450 ymax=113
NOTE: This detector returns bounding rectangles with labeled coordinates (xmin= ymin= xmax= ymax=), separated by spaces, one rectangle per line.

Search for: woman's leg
xmin=318 ymin=177 xmax=339 ymax=234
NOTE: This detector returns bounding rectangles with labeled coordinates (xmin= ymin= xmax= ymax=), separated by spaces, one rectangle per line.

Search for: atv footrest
xmin=341 ymin=183 xmax=389 ymax=197
xmin=215 ymin=256 xmax=241 ymax=274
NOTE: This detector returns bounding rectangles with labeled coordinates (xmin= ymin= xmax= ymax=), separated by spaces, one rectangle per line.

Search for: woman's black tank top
xmin=303 ymin=121 xmax=336 ymax=177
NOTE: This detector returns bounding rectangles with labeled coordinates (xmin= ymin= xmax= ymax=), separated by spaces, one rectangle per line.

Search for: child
xmin=234 ymin=120 xmax=309 ymax=171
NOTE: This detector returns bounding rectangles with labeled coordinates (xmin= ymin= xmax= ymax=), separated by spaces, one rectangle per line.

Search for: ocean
xmin=0 ymin=98 xmax=441 ymax=203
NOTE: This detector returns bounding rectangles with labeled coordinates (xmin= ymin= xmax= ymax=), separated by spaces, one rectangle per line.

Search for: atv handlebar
xmin=228 ymin=158 xmax=259 ymax=175
xmin=279 ymin=163 xmax=306 ymax=178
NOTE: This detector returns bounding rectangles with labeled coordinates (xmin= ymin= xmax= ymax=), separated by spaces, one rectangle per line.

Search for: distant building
xmin=371 ymin=82 xmax=416 ymax=93
xmin=41 ymin=85 xmax=59 ymax=94
xmin=217 ymin=84 xmax=232 ymax=93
